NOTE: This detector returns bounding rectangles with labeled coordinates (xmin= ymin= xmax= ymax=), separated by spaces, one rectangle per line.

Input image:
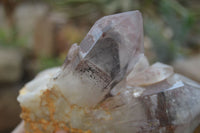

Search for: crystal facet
xmin=17 ymin=11 xmax=200 ymax=133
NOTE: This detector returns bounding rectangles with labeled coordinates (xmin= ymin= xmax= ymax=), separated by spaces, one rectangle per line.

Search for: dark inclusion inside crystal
xmin=85 ymin=37 xmax=120 ymax=79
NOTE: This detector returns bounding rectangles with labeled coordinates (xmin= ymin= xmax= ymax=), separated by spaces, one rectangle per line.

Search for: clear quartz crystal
xmin=17 ymin=11 xmax=200 ymax=133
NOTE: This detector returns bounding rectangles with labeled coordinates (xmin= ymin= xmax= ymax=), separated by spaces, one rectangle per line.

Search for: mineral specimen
xmin=17 ymin=11 xmax=200 ymax=133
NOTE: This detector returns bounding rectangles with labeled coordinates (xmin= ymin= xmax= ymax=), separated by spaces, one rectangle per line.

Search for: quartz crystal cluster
xmin=17 ymin=11 xmax=200 ymax=133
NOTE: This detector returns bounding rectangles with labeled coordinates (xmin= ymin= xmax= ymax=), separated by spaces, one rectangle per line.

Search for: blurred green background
xmin=0 ymin=0 xmax=199 ymax=132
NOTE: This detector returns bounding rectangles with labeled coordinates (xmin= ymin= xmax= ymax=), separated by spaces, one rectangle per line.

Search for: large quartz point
xmin=17 ymin=11 xmax=200 ymax=133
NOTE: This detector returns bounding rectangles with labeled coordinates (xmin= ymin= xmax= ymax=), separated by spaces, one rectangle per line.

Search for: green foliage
xmin=0 ymin=28 xmax=27 ymax=48
xmin=144 ymin=0 xmax=196 ymax=63
xmin=144 ymin=19 xmax=177 ymax=63
xmin=39 ymin=57 xmax=63 ymax=71
xmin=159 ymin=0 xmax=195 ymax=46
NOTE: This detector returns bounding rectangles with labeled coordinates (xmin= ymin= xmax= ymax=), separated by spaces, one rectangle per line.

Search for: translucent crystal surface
xmin=17 ymin=11 xmax=200 ymax=133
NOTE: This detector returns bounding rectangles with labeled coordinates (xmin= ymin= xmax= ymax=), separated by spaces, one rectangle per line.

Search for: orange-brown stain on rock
xmin=20 ymin=88 xmax=92 ymax=133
